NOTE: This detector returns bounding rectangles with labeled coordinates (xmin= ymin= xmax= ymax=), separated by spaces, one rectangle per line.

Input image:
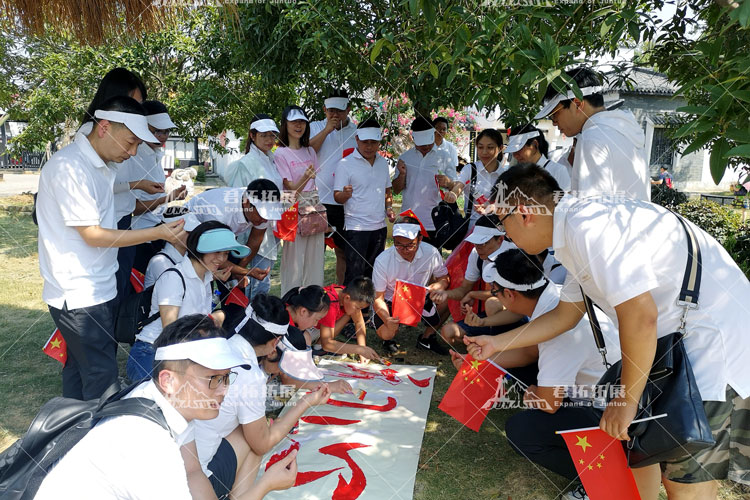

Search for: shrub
xmin=651 ymin=184 xmax=687 ymax=207
xmin=673 ymin=200 xmax=741 ymax=244
xmin=195 ymin=165 xmax=206 ymax=183
xmin=724 ymin=225 xmax=750 ymax=278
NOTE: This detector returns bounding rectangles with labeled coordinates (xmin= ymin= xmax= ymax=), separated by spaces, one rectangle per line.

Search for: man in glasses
xmin=535 ymin=66 xmax=649 ymax=202
xmin=35 ymin=314 xmax=298 ymax=499
xmin=371 ymin=215 xmax=450 ymax=354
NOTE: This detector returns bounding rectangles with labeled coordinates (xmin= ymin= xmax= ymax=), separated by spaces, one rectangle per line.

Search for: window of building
xmin=650 ymin=127 xmax=675 ymax=168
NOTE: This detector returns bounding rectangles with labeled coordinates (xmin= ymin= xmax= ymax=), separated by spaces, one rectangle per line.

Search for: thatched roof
xmin=0 ymin=0 xmax=235 ymax=44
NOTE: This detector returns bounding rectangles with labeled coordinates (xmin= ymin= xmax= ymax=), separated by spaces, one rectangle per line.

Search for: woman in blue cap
xmin=126 ymin=221 xmax=250 ymax=381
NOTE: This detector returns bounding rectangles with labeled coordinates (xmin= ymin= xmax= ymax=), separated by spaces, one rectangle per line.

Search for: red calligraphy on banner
xmin=265 ymin=440 xmax=300 ymax=471
xmin=326 ymin=396 xmax=398 ymax=412
xmin=407 ymin=375 xmax=431 ymax=387
xmin=320 ymin=442 xmax=370 ymax=500
xmin=301 ymin=416 xmax=362 ymax=426
xmin=295 ymin=468 xmax=344 ymax=486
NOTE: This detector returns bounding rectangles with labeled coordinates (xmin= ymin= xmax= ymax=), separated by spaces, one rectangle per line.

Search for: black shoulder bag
xmin=583 ymin=213 xmax=715 ymax=468
xmin=431 ymin=162 xmax=476 ymax=250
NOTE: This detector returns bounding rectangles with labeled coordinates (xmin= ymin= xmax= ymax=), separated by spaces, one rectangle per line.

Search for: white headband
xmin=534 ymin=85 xmax=605 ymax=120
xmin=154 ymin=337 xmax=251 ymax=370
xmin=412 ymin=128 xmax=435 ymax=146
xmin=324 ymin=97 xmax=349 ymax=110
xmin=235 ymin=305 xmax=289 ymax=336
xmin=392 ymin=224 xmax=421 ymax=239
xmin=250 ymin=118 xmax=279 ymax=133
xmin=356 ymin=127 xmax=381 ymax=141
xmin=482 ymin=262 xmax=548 ymax=291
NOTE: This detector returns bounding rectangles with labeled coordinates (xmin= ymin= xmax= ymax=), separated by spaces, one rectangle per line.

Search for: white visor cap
xmin=465 ymin=225 xmax=504 ymax=244
xmin=356 ymin=127 xmax=382 ymax=141
xmin=324 ymin=97 xmax=349 ymax=110
xmin=533 ymin=85 xmax=604 ymax=120
xmin=94 ymin=110 xmax=159 ymax=143
xmin=504 ymin=131 xmax=541 ymax=154
xmin=412 ymin=128 xmax=435 ymax=146
xmin=154 ymin=337 xmax=251 ymax=370
xmin=286 ymin=109 xmax=309 ymax=122
xmin=147 ymin=112 xmax=177 ymax=130
xmin=250 ymin=118 xmax=279 ymax=133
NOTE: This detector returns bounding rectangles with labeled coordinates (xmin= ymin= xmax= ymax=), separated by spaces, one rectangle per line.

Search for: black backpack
xmin=0 ymin=382 xmax=168 ymax=500
xmin=114 ymin=266 xmax=185 ymax=344
xmin=431 ymin=162 xmax=477 ymax=250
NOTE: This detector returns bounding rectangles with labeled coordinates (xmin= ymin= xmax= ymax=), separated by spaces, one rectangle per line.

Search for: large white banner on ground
xmin=260 ymin=360 xmax=437 ymax=500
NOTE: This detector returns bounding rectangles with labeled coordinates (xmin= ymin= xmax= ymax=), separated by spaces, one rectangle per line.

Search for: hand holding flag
xmin=391 ymin=280 xmax=427 ymax=327
xmin=274 ymin=202 xmax=299 ymax=242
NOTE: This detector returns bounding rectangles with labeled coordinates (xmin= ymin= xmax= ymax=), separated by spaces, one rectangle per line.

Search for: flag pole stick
xmin=555 ymin=414 xmax=668 ymax=435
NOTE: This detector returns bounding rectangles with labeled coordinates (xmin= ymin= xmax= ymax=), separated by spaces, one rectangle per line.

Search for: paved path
xmin=0 ymin=173 xmax=40 ymax=198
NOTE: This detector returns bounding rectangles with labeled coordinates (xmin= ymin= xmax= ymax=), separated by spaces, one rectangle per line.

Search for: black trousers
xmin=48 ymin=298 xmax=120 ymax=400
xmin=115 ymin=214 xmax=136 ymax=299
xmin=505 ymin=404 xmax=601 ymax=481
xmin=343 ymin=228 xmax=387 ymax=285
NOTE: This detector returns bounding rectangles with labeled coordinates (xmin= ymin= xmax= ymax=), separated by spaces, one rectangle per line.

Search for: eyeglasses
xmin=490 ymin=287 xmax=501 ymax=297
xmin=179 ymin=371 xmax=238 ymax=390
xmin=394 ymin=241 xmax=419 ymax=250
xmin=498 ymin=206 xmax=516 ymax=227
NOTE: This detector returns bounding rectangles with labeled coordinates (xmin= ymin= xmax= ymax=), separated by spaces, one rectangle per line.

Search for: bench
xmin=700 ymin=194 xmax=743 ymax=207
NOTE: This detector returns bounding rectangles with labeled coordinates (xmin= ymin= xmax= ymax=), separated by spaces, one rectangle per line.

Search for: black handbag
xmin=431 ymin=162 xmax=477 ymax=250
xmin=582 ymin=213 xmax=715 ymax=468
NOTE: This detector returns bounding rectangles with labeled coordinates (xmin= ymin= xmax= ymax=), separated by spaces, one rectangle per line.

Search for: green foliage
xmin=650 ymin=183 xmax=688 ymax=207
xmin=195 ymin=165 xmax=206 ymax=183
xmin=724 ymin=225 xmax=750 ymax=278
xmin=673 ymin=200 xmax=742 ymax=244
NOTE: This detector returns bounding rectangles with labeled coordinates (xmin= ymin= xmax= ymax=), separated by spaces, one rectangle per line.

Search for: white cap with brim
xmin=196 ymin=228 xmax=251 ymax=258
xmin=533 ymin=85 xmax=604 ymax=120
xmin=147 ymin=112 xmax=177 ymax=130
xmin=482 ymin=262 xmax=548 ymax=291
xmin=250 ymin=118 xmax=280 ymax=133
xmin=94 ymin=110 xmax=159 ymax=143
xmin=162 ymin=211 xmax=200 ymax=231
xmin=154 ymin=337 xmax=252 ymax=370
xmin=504 ymin=131 xmax=541 ymax=154
xmin=412 ymin=128 xmax=435 ymax=146
xmin=324 ymin=97 xmax=349 ymax=110
xmin=465 ymin=225 xmax=504 ymax=244
xmin=392 ymin=223 xmax=421 ymax=239
xmin=247 ymin=197 xmax=284 ymax=221
xmin=356 ymin=127 xmax=381 ymax=141
xmin=286 ymin=109 xmax=309 ymax=122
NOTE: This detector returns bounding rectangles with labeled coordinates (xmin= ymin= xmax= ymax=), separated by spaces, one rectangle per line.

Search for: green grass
xmin=0 ymin=211 xmax=748 ymax=499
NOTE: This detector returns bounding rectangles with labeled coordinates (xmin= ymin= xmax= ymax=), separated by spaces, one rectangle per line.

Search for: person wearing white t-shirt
xmin=534 ymin=66 xmax=649 ymax=201
xmin=333 ymin=119 xmax=396 ymax=285
xmin=185 ymin=179 xmax=283 ymax=291
xmin=393 ymin=117 xmax=460 ymax=242
xmin=125 ymin=221 xmax=249 ymax=382
xmin=309 ymin=89 xmax=358 ymax=284
xmin=143 ymin=207 xmax=201 ymax=288
xmin=372 ymin=216 xmax=450 ymax=355
xmin=468 ymin=250 xmax=619 ymax=500
xmin=34 ymin=314 xmax=298 ymax=500
xmin=466 ymin=164 xmax=750 ymax=500
xmin=37 ymin=96 xmax=188 ymax=401
xmin=223 ymin=114 xmax=284 ymax=300
xmin=457 ymin=128 xmax=506 ymax=228
xmin=433 ymin=116 xmax=459 ymax=169
xmin=433 ymin=215 xmax=524 ymax=347
xmin=193 ymin=294 xmax=331 ymax=485
xmin=506 ymin=124 xmax=571 ymax=193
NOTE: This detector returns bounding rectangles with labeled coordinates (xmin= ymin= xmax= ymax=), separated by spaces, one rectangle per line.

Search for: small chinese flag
xmin=274 ymin=202 xmax=299 ymax=242
xmin=130 ymin=268 xmax=145 ymax=293
xmin=398 ymin=209 xmax=428 ymax=236
xmin=434 ymin=175 xmax=446 ymax=201
xmin=324 ymin=236 xmax=337 ymax=249
xmin=438 ymin=354 xmax=505 ymax=432
xmin=42 ymin=328 xmax=67 ymax=365
xmin=445 ymin=240 xmax=478 ymax=322
xmin=559 ymin=428 xmax=641 ymax=500
xmin=391 ymin=280 xmax=426 ymax=327
xmin=225 ymin=285 xmax=249 ymax=308
xmin=342 ymin=147 xmax=355 ymax=158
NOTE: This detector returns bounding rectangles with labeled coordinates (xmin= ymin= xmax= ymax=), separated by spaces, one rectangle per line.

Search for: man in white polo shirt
xmin=467 ymin=164 xmax=750 ymax=500
xmin=37 ymin=96 xmax=188 ymax=401
xmin=392 ymin=117 xmax=460 ymax=244
xmin=34 ymin=314 xmax=298 ymax=500
xmin=333 ymin=118 xmax=396 ymax=285
xmin=372 ymin=215 xmax=450 ymax=355
xmin=534 ymin=66 xmax=649 ymax=201
xmin=309 ymin=89 xmax=358 ymax=284
xmin=432 ymin=116 xmax=459 ymax=169
xmin=185 ymin=179 xmax=283 ymax=285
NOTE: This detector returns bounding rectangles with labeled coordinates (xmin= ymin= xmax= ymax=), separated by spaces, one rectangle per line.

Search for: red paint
xmin=380 ymin=368 xmax=400 ymax=383
xmin=264 ymin=440 xmax=300 ymax=471
xmin=327 ymin=396 xmax=397 ymax=412
xmin=294 ymin=468 xmax=343 ymax=486
xmin=407 ymin=375 xmax=431 ymax=388
xmin=301 ymin=416 xmax=361 ymax=426
xmin=320 ymin=442 xmax=370 ymax=500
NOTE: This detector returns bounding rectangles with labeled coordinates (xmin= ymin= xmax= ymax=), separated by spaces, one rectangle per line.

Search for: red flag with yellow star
xmin=391 ymin=280 xmax=426 ymax=327
xmin=438 ymin=354 xmax=506 ymax=431
xmin=42 ymin=328 xmax=67 ymax=365
xmin=397 ymin=209 xmax=428 ymax=237
xmin=274 ymin=202 xmax=299 ymax=242
xmin=559 ymin=428 xmax=641 ymax=500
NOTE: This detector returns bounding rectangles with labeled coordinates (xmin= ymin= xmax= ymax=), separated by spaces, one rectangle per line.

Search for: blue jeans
xmin=246 ymin=254 xmax=273 ymax=300
xmin=126 ymin=340 xmax=156 ymax=382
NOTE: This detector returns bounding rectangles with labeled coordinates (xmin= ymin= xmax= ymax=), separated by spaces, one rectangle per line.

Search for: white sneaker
xmin=562 ymin=484 xmax=588 ymax=500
